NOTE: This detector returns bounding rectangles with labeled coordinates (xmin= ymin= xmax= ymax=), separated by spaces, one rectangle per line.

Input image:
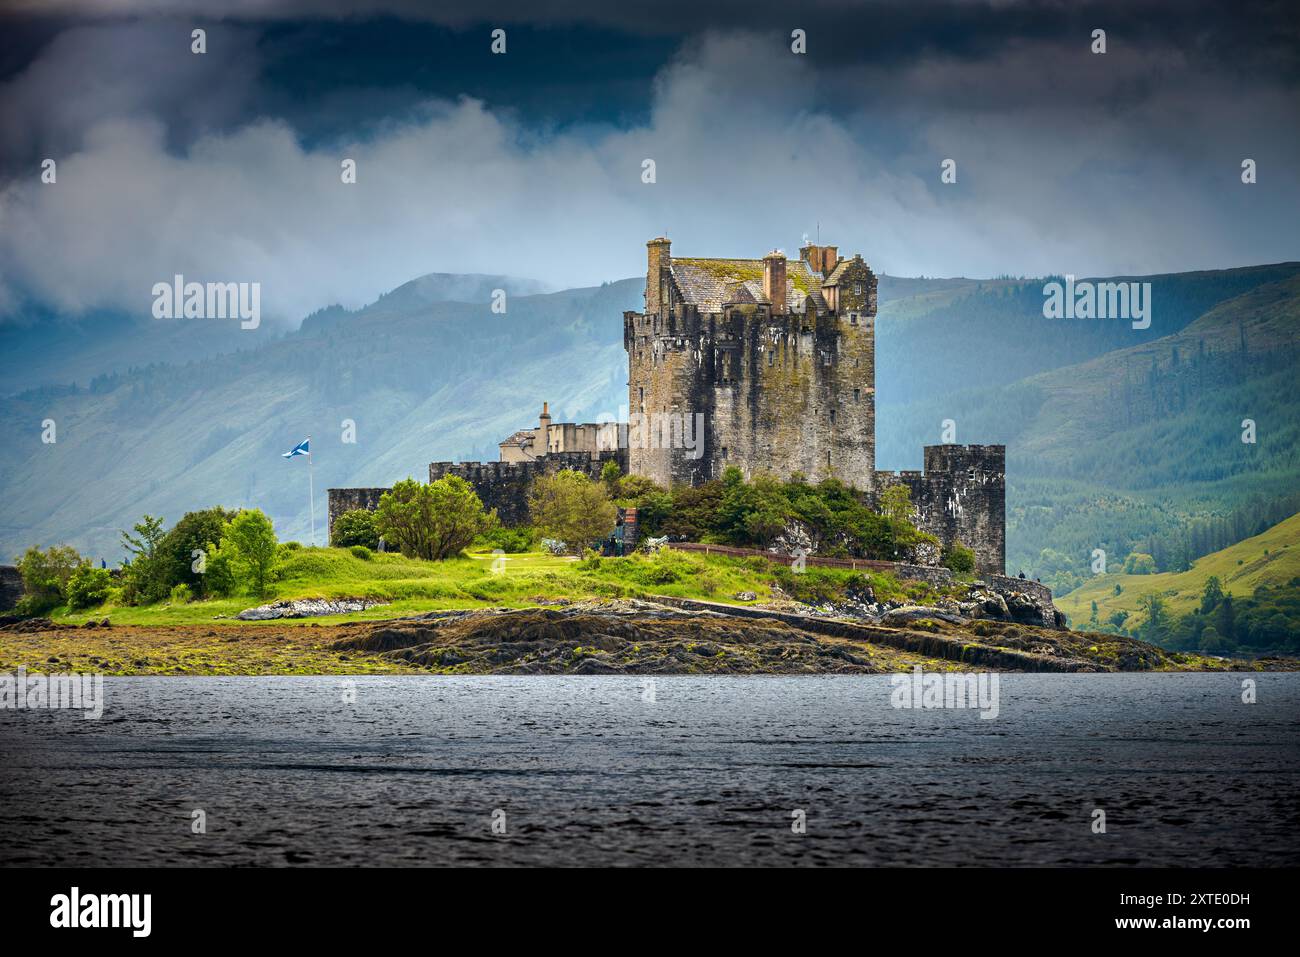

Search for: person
xmin=100 ymin=558 xmax=107 ymax=569
xmin=1018 ymin=570 xmax=1026 ymax=579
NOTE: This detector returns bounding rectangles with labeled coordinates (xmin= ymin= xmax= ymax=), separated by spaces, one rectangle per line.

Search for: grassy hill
xmin=1058 ymin=511 xmax=1300 ymax=628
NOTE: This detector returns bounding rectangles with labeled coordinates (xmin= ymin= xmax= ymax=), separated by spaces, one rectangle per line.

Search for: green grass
xmin=46 ymin=546 xmax=926 ymax=627
xmin=1058 ymin=511 xmax=1300 ymax=627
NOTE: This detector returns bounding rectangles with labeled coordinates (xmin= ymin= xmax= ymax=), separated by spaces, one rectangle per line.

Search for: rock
xmin=237 ymin=598 xmax=387 ymax=621
xmin=82 ymin=619 xmax=98 ymax=628
xmin=734 ymin=591 xmax=757 ymax=602
xmin=881 ymin=606 xmax=968 ymax=627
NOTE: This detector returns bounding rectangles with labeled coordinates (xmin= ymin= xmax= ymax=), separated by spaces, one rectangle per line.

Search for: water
xmin=1 ymin=674 xmax=1296 ymax=866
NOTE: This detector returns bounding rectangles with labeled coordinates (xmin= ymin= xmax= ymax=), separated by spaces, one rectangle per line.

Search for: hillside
xmin=1057 ymin=511 xmax=1300 ymax=628
xmin=2 ymin=261 xmax=1297 ymax=584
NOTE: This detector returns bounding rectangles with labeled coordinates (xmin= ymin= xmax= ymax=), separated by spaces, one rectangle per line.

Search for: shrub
xmin=528 ymin=470 xmax=618 ymax=555
xmin=66 ymin=565 xmax=114 ymax=610
xmin=203 ymin=542 xmax=238 ymax=597
xmin=220 ymin=509 xmax=279 ymax=597
xmin=169 ymin=583 xmax=193 ymax=604
xmin=332 ymin=510 xmax=379 ymax=550
xmin=15 ymin=545 xmax=86 ymax=615
xmin=376 ymin=476 xmax=493 ymax=561
xmin=942 ymin=540 xmax=977 ymax=576
xmin=476 ymin=525 xmax=535 ymax=554
xmin=349 ymin=545 xmax=373 ymax=561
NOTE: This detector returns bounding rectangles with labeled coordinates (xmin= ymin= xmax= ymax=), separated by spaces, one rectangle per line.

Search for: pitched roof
xmin=498 ymin=429 xmax=535 ymax=448
xmin=669 ymin=257 xmax=828 ymax=314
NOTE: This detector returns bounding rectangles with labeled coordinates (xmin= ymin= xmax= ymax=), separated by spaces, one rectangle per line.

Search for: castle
xmin=330 ymin=238 xmax=1007 ymax=576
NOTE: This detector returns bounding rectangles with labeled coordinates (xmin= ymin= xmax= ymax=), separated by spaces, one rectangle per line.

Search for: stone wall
xmin=0 ymin=565 xmax=24 ymax=612
xmin=429 ymin=449 xmax=627 ymax=526
xmin=326 ymin=487 xmax=389 ymax=544
xmin=875 ymin=444 xmax=1006 ymax=578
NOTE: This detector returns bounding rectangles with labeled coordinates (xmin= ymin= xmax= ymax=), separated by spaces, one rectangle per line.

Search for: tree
xmin=1124 ymin=552 xmax=1157 ymax=575
xmin=600 ymin=459 xmax=622 ymax=493
xmin=332 ymin=509 xmax=380 ymax=550
xmin=14 ymin=544 xmax=86 ymax=614
xmin=157 ymin=507 xmax=237 ymax=598
xmin=1200 ymin=576 xmax=1224 ymax=615
xmin=120 ymin=514 xmax=169 ymax=604
xmin=1136 ymin=592 xmax=1171 ymax=645
xmin=528 ymin=470 xmax=617 ymax=554
xmin=878 ymin=485 xmax=914 ymax=525
xmin=220 ymin=509 xmax=279 ymax=597
xmin=375 ymin=476 xmax=492 ymax=561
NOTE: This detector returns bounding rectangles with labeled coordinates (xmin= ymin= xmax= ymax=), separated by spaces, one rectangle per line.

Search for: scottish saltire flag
xmin=282 ymin=439 xmax=310 ymax=459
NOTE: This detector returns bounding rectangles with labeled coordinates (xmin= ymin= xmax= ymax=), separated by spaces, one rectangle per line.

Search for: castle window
xmin=721 ymin=446 xmax=728 ymax=459
xmin=768 ymin=349 xmax=775 ymax=366
xmin=829 ymin=409 xmax=836 ymax=425
xmin=854 ymin=283 xmax=862 ymax=295
xmin=853 ymin=388 xmax=860 ymax=401
xmin=849 ymin=312 xmax=858 ymax=325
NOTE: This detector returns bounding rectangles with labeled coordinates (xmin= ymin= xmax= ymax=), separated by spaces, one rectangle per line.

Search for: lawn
xmin=42 ymin=546 xmax=926 ymax=628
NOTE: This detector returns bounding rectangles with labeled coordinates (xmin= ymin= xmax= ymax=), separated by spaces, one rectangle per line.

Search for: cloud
xmin=0 ymin=25 xmax=1296 ymax=326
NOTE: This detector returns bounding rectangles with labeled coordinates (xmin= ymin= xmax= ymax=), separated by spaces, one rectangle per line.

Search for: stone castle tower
xmin=624 ymin=238 xmax=879 ymax=487
xmin=623 ymin=237 xmax=1006 ymax=575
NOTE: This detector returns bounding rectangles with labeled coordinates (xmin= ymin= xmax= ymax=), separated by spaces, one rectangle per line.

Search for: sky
xmin=0 ymin=0 xmax=1296 ymax=328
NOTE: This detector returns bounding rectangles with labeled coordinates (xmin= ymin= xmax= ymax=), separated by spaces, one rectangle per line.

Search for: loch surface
xmin=1 ymin=674 xmax=1296 ymax=866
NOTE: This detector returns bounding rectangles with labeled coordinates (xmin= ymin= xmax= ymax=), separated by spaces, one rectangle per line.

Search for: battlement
xmin=873 ymin=444 xmax=1007 ymax=577
xmin=429 ymin=449 xmax=626 ymax=525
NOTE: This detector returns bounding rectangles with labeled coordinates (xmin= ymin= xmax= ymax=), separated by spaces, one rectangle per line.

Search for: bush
xmin=1124 ymin=552 xmax=1157 ymax=574
xmin=528 ymin=470 xmax=618 ymax=555
xmin=66 ymin=565 xmax=114 ymax=610
xmin=203 ymin=542 xmax=238 ymax=597
xmin=349 ymin=545 xmax=373 ymax=561
xmin=169 ymin=583 xmax=193 ymax=604
xmin=476 ymin=525 xmax=535 ymax=554
xmin=376 ymin=476 xmax=493 ymax=561
xmin=15 ymin=545 xmax=86 ymax=615
xmin=332 ymin=509 xmax=379 ymax=550
xmin=220 ymin=509 xmax=280 ymax=597
xmin=942 ymin=540 xmax=977 ymax=576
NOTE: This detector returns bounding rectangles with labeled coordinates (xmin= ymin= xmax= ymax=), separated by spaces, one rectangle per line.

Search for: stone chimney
xmin=539 ymin=401 xmax=551 ymax=434
xmin=646 ymin=237 xmax=671 ymax=316
xmin=800 ymin=243 xmax=839 ymax=276
xmin=763 ymin=250 xmax=787 ymax=312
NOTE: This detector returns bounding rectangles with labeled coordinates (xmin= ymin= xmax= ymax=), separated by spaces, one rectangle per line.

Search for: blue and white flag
xmin=282 ymin=439 xmax=310 ymax=459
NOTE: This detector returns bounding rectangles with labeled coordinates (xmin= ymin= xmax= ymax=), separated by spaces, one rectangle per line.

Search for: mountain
xmin=1 ymin=263 xmax=1297 ymax=582
xmin=1056 ymin=510 xmax=1300 ymax=629
xmin=0 ymin=278 xmax=632 ymax=561
xmin=0 ymin=273 xmax=549 ymax=396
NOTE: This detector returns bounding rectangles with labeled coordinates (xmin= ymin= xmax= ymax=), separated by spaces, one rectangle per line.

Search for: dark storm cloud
xmin=0 ymin=2 xmax=1295 ymax=322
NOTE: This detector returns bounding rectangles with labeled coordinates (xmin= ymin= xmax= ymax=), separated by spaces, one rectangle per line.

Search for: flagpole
xmin=307 ymin=435 xmax=316 ymax=547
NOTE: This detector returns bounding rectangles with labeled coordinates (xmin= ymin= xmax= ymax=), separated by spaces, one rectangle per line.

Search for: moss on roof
xmin=674 ymin=257 xmax=815 ymax=294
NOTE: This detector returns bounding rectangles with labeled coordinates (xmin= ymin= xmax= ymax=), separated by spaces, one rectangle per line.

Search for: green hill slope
xmin=1057 ymin=511 xmax=1300 ymax=628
